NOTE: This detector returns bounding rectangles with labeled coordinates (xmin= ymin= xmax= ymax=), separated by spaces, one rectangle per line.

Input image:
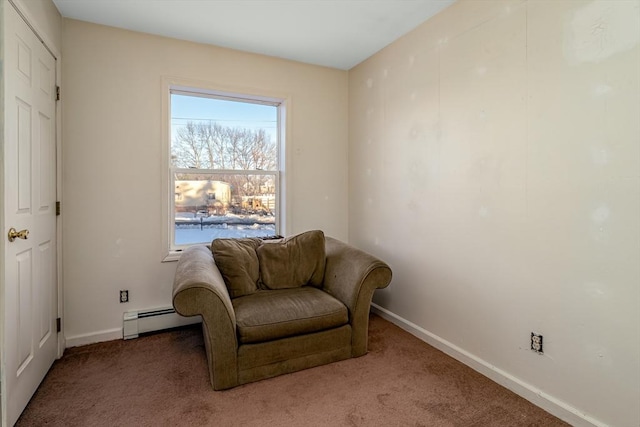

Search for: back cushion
xmin=211 ymin=238 xmax=262 ymax=298
xmin=256 ymin=230 xmax=326 ymax=290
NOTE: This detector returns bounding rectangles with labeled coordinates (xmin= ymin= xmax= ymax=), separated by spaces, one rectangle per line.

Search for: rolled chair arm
xmin=323 ymin=237 xmax=392 ymax=357
xmin=172 ymin=245 xmax=239 ymax=390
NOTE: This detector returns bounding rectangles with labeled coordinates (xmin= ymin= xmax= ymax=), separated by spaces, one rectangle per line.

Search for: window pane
xmin=171 ymin=94 xmax=278 ymax=171
xmin=174 ymin=172 xmax=277 ymax=245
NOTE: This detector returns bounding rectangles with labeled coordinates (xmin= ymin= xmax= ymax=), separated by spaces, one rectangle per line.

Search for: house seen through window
xmin=170 ymin=89 xmax=281 ymax=248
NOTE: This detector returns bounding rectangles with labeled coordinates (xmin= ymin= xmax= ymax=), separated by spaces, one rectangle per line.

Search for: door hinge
xmin=56 ymin=317 xmax=61 ymax=333
xmin=56 ymin=86 xmax=60 ymax=101
xmin=56 ymin=201 xmax=61 ymax=216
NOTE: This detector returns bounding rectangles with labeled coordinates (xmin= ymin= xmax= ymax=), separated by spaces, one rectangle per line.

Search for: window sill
xmin=162 ymin=251 xmax=183 ymax=263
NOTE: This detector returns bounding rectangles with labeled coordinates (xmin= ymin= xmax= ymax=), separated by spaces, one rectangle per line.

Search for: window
xmin=166 ymin=84 xmax=284 ymax=256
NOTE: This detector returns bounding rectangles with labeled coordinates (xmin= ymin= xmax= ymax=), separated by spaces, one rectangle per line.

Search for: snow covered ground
xmin=175 ymin=228 xmax=276 ymax=244
xmin=174 ymin=212 xmax=276 ymax=244
xmin=176 ymin=211 xmax=274 ymax=224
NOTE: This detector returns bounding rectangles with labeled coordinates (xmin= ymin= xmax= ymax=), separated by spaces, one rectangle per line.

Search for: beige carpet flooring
xmin=17 ymin=315 xmax=569 ymax=426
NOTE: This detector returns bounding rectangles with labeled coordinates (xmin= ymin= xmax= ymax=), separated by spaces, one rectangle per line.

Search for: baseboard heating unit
xmin=123 ymin=307 xmax=201 ymax=340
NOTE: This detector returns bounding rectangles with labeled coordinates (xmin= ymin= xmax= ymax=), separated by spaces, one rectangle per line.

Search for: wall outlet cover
xmin=531 ymin=332 xmax=543 ymax=354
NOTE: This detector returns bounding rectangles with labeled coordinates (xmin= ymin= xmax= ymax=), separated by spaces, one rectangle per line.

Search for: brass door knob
xmin=8 ymin=228 xmax=29 ymax=242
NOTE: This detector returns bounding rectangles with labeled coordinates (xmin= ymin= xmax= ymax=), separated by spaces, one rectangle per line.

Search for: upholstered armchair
xmin=173 ymin=232 xmax=392 ymax=390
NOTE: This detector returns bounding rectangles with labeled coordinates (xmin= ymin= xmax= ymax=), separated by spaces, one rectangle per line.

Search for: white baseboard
xmin=371 ymin=304 xmax=607 ymax=427
xmin=65 ymin=309 xmax=202 ymax=347
xmin=65 ymin=328 xmax=122 ymax=348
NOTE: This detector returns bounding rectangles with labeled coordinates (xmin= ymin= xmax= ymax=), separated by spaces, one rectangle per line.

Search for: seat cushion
xmin=232 ymin=287 xmax=348 ymax=344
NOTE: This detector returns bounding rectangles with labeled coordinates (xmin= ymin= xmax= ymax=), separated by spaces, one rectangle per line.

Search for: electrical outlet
xmin=531 ymin=332 xmax=543 ymax=354
xmin=120 ymin=290 xmax=129 ymax=303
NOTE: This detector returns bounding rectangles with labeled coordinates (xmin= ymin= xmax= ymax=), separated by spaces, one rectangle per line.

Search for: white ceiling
xmin=52 ymin=0 xmax=455 ymax=70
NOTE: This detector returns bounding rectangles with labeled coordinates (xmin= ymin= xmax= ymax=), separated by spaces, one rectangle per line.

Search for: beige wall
xmin=349 ymin=1 xmax=639 ymax=426
xmin=61 ymin=19 xmax=348 ymax=344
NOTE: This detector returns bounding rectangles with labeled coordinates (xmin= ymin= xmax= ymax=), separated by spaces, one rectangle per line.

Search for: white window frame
xmin=161 ymin=77 xmax=288 ymax=261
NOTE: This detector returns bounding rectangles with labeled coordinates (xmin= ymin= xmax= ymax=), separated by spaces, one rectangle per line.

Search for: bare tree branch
xmin=172 ymin=122 xmax=277 ymax=199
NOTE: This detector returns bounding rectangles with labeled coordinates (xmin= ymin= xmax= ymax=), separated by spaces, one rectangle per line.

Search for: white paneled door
xmin=3 ymin=2 xmax=58 ymax=426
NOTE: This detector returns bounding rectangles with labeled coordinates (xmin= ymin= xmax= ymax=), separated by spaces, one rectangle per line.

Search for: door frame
xmin=1 ymin=0 xmax=64 ymax=422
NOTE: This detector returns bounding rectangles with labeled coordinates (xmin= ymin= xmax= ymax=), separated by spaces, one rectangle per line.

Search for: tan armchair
xmin=172 ymin=235 xmax=392 ymax=390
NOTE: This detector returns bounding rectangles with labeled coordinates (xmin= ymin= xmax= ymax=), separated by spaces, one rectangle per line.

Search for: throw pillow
xmin=211 ymin=238 xmax=262 ymax=298
xmin=256 ymin=230 xmax=326 ymax=290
